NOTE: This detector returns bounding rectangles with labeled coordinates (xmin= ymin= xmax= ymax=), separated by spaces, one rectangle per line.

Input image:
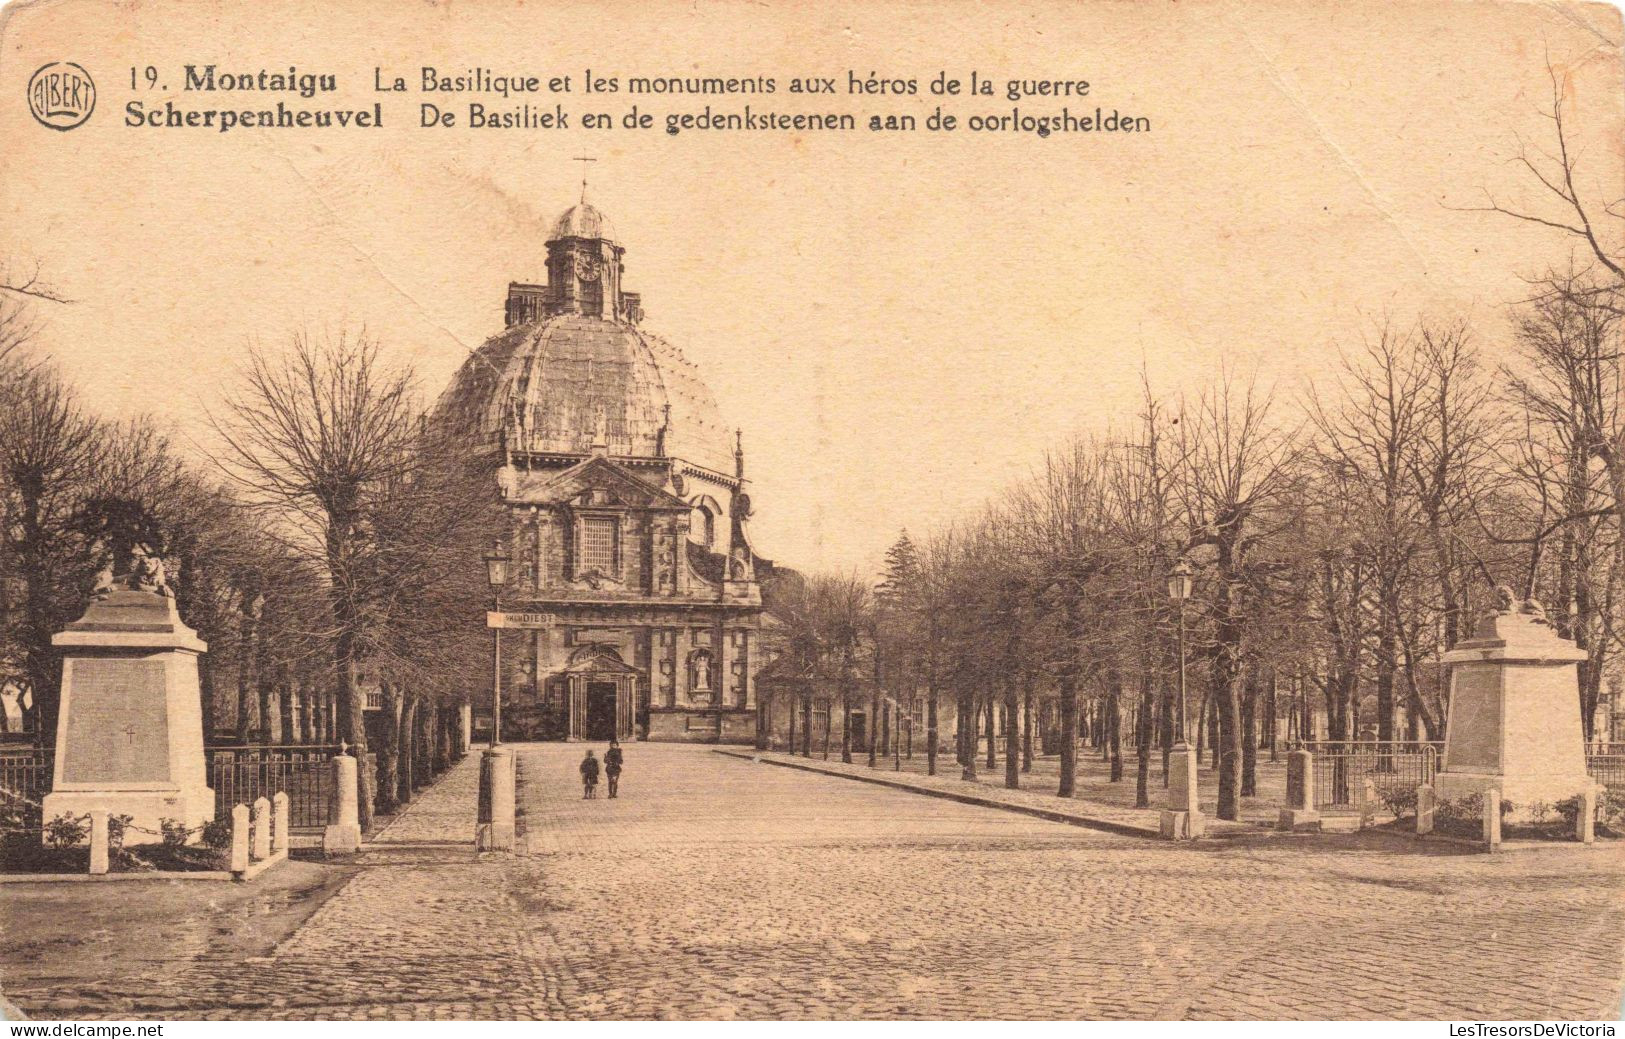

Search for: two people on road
xmin=579 ymin=737 xmax=624 ymax=799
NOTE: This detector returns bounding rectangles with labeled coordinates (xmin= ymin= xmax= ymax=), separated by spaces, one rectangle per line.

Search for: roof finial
xmin=734 ymin=428 xmax=745 ymax=478
xmin=573 ymin=155 xmax=597 ymax=204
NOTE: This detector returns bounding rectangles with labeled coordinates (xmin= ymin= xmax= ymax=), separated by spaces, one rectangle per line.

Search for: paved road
xmin=6 ymin=742 xmax=1623 ymax=1020
xmin=514 ymin=743 xmax=1625 ymax=1020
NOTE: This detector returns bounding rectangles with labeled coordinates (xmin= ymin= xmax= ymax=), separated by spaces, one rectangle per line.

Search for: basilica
xmin=435 ymin=199 xmax=775 ymax=743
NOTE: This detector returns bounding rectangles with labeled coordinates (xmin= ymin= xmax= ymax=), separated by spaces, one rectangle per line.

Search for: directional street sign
xmin=486 ymin=611 xmax=556 ymax=629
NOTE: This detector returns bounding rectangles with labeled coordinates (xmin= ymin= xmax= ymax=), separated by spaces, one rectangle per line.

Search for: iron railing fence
xmin=1586 ymin=753 xmax=1625 ymax=795
xmin=1293 ymin=740 xmax=1443 ymax=813
xmin=0 ymin=747 xmax=49 ymax=825
xmin=207 ymin=744 xmax=342 ymax=830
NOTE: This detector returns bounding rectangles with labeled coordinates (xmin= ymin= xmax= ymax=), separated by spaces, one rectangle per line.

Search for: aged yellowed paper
xmin=0 ymin=0 xmax=1622 ymax=1024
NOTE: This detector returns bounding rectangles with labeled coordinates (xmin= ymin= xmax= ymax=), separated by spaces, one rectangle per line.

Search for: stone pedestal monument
xmin=1436 ymin=589 xmax=1592 ymax=813
xmin=42 ymin=553 xmax=214 ymax=838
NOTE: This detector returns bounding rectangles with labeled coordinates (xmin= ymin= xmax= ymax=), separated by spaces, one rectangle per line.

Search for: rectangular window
xmin=581 ymin=516 xmax=617 ymax=573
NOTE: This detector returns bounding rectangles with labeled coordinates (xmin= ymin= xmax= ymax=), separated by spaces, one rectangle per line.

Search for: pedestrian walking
xmin=605 ymin=738 xmax=624 ymax=799
xmin=580 ymin=748 xmax=600 ymax=799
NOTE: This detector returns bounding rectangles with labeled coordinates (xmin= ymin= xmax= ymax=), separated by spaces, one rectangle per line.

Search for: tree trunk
xmin=823 ymin=700 xmax=832 ymax=760
xmin=868 ymin=682 xmax=880 ymax=767
xmin=1135 ymin=670 xmax=1153 ymax=808
xmin=1195 ymin=687 xmax=1208 ymax=764
xmin=787 ymin=692 xmax=797 ymax=754
xmin=1241 ymin=675 xmax=1257 ymax=798
xmin=801 ymin=694 xmax=812 ymax=757
xmin=1208 ymin=689 xmax=1220 ymax=770
xmin=926 ymin=685 xmax=938 ymax=776
xmin=1004 ymin=679 xmax=1020 ymax=789
xmin=1108 ymin=672 xmax=1124 ymax=783
xmin=1160 ymin=665 xmax=1174 ymax=787
xmin=236 ymin=605 xmax=257 ymax=739
xmin=434 ymin=706 xmax=451 ymax=773
xmin=334 ymin=625 xmax=373 ymax=831
xmin=960 ymin=692 xmax=977 ymax=781
xmin=398 ymin=691 xmax=418 ymax=806
xmin=1021 ymin=678 xmax=1034 ymax=773
xmin=985 ymin=696 xmax=997 ymax=770
xmin=376 ymin=682 xmax=401 ymax=814
xmin=1266 ymin=670 xmax=1279 ymax=762
xmin=277 ymin=667 xmax=295 ymax=747
xmin=200 ymin=660 xmax=219 ymax=741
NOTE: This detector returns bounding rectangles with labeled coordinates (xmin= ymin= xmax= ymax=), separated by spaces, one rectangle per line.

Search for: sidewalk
xmin=716 ymin=749 xmax=1271 ymax=839
xmin=366 ymin=748 xmax=486 ymax=846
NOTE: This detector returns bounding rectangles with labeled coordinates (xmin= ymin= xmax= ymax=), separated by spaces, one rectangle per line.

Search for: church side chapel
xmin=436 ymin=194 xmax=784 ymax=743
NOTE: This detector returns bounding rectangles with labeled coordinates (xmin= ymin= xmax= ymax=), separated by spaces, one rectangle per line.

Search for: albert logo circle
xmin=27 ymin=62 xmax=96 ymax=131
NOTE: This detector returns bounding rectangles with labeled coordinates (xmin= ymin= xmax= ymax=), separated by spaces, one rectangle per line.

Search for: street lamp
xmin=1167 ymin=558 xmax=1192 ymax=749
xmin=484 ymin=541 xmax=510 ymax=747
xmin=1161 ymin=556 xmax=1203 ymax=839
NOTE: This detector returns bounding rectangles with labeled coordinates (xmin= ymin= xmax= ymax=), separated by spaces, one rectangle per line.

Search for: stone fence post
xmin=1278 ymin=749 xmax=1321 ymax=832
xmin=1577 ymin=786 xmax=1596 ymax=845
xmin=251 ymin=797 xmax=271 ymax=860
xmin=477 ymin=745 xmax=516 ymax=852
xmin=272 ymin=791 xmax=290 ymax=854
xmin=323 ymin=751 xmax=362 ymax=855
xmin=1415 ymin=785 xmax=1436 ymax=835
xmin=88 ymin=810 xmax=109 ymax=876
xmin=1357 ymin=778 xmax=1378 ymax=829
xmin=1483 ymin=787 xmax=1502 ymax=852
xmin=1158 ymin=742 xmax=1204 ymax=841
xmin=230 ymin=803 xmax=250 ymax=873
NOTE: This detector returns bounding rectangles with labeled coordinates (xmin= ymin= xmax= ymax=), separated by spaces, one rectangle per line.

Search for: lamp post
xmin=1167 ymin=558 xmax=1193 ymax=748
xmin=483 ymin=542 xmax=510 ymax=747
xmin=1160 ymin=557 xmax=1203 ymax=840
xmin=477 ymin=540 xmax=515 ymax=853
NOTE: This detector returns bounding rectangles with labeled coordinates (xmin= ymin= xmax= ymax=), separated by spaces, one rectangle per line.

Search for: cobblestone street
xmin=4 ymin=741 xmax=1624 ymax=1020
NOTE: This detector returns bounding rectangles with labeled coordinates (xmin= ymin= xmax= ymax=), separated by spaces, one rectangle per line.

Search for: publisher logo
xmin=27 ymin=62 xmax=95 ymax=131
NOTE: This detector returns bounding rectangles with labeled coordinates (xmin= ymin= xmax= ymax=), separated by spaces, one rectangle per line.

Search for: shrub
xmin=1381 ymin=786 xmax=1418 ymax=818
xmin=1436 ymin=792 xmax=1483 ymax=826
xmin=43 ymin=813 xmax=87 ymax=851
xmin=200 ymin=817 xmax=232 ymax=850
xmin=1526 ymin=800 xmax=1551 ymax=823
xmin=107 ymin=813 xmax=134 ymax=851
xmin=158 ymin=817 xmax=191 ymax=848
xmin=1555 ymin=795 xmax=1583 ymax=827
xmin=1601 ymin=790 xmax=1625 ymax=828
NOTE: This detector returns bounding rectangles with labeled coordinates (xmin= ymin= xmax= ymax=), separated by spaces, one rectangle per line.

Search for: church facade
xmin=436 ymin=201 xmax=772 ymax=743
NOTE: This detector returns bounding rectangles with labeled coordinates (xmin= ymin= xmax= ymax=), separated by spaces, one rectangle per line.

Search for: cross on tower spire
xmin=573 ymin=155 xmax=597 ymax=203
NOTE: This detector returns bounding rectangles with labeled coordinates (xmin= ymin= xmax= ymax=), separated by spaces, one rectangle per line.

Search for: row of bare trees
xmin=761 ymin=78 xmax=1625 ymax=823
xmin=814 ymin=281 xmax=1618 ymax=823
xmin=0 ymin=278 xmax=496 ymax=827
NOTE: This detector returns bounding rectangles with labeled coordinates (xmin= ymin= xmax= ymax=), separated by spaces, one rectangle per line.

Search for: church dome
xmin=550 ymin=202 xmax=616 ymax=242
xmin=435 ymin=314 xmax=737 ymax=476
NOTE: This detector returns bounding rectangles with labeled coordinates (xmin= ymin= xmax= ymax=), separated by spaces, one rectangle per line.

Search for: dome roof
xmin=435 ymin=314 xmax=736 ymax=476
xmin=550 ymin=202 xmax=616 ymax=242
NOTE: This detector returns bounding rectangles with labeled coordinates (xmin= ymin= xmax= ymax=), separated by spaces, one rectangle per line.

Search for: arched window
xmin=690 ymin=505 xmax=714 ymax=549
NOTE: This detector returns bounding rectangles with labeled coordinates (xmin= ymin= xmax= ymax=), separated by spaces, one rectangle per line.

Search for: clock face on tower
xmin=574 ymin=253 xmax=601 ymax=282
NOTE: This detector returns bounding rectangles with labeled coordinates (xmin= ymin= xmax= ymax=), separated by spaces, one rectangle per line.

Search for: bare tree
xmin=214 ymin=329 xmax=422 ymax=829
xmin=1175 ymin=373 xmax=1300 ymax=821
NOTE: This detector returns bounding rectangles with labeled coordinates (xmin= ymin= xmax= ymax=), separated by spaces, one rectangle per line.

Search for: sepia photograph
xmin=0 ymin=0 xmax=1623 ymax=1025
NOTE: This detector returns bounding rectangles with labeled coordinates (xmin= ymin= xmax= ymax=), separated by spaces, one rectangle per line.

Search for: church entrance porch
xmin=559 ymin=647 xmax=639 ymax=743
xmin=585 ymin=682 xmax=618 ymax=741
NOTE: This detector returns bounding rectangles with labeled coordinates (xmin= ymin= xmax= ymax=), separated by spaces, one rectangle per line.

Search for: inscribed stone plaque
xmin=1447 ymin=665 xmax=1500 ymax=770
xmin=60 ymin=659 xmax=170 ymax=784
